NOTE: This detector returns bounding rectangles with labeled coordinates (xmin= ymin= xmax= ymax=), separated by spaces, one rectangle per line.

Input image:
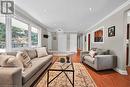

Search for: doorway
xmin=88 ymin=34 xmax=90 ymax=51
xmin=126 ymin=10 xmax=130 ymax=66
xmin=126 ymin=24 xmax=129 ymax=66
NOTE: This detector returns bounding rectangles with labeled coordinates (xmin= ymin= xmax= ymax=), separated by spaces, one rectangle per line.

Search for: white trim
xmin=114 ymin=68 xmax=128 ymax=75
xmin=28 ymin=24 xmax=32 ymax=47
xmin=6 ymin=15 xmax=12 ymax=52
xmin=82 ymin=34 xmax=85 ymax=51
xmin=86 ymin=33 xmax=90 ymax=51
xmin=86 ymin=0 xmax=130 ymax=31
xmin=128 ymin=63 xmax=130 ymax=66
xmin=38 ymin=28 xmax=42 ymax=47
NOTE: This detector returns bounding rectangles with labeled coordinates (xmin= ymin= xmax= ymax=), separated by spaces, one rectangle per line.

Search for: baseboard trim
xmin=128 ymin=63 xmax=130 ymax=67
xmin=114 ymin=68 xmax=128 ymax=75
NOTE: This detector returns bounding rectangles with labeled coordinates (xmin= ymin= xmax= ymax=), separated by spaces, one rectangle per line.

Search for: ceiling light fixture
xmin=43 ymin=9 xmax=47 ymax=13
xmin=89 ymin=8 xmax=92 ymax=11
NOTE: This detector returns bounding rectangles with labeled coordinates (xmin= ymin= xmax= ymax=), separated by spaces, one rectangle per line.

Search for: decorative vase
xmin=60 ymin=58 xmax=65 ymax=63
xmin=66 ymin=56 xmax=70 ymax=63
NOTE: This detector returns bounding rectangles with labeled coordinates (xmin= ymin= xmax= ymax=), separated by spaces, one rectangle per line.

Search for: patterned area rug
xmin=36 ymin=63 xmax=97 ymax=87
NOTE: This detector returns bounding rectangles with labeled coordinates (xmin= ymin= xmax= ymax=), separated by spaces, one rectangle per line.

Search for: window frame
xmin=31 ymin=26 xmax=39 ymax=47
xmin=11 ymin=17 xmax=29 ymax=49
xmin=0 ymin=16 xmax=6 ymax=52
xmin=0 ymin=15 xmax=42 ymax=52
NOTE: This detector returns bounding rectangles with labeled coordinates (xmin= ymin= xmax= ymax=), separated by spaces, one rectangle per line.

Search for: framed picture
xmin=94 ymin=27 xmax=104 ymax=43
xmin=108 ymin=26 xmax=115 ymax=37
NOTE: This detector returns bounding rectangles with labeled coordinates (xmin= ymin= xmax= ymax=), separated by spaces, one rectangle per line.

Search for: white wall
xmin=48 ymin=32 xmax=52 ymax=50
xmin=86 ymin=2 xmax=130 ymax=74
xmin=41 ymin=29 xmax=48 ymax=47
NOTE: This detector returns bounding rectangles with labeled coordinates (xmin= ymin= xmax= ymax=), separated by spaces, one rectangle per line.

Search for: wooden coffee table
xmin=47 ymin=53 xmax=74 ymax=87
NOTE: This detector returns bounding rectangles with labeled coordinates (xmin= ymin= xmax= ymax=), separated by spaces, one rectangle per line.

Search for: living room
xmin=0 ymin=0 xmax=130 ymax=87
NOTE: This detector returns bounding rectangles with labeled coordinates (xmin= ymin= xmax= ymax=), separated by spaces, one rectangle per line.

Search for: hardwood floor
xmin=72 ymin=53 xmax=130 ymax=87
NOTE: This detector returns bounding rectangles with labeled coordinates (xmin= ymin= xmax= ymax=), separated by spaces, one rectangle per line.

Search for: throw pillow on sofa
xmin=89 ymin=50 xmax=96 ymax=58
xmin=96 ymin=49 xmax=110 ymax=55
xmin=25 ymin=49 xmax=37 ymax=59
xmin=16 ymin=51 xmax=32 ymax=68
xmin=0 ymin=55 xmax=24 ymax=71
xmin=36 ymin=47 xmax=48 ymax=58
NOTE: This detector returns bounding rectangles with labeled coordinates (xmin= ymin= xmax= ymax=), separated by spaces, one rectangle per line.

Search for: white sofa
xmin=0 ymin=48 xmax=53 ymax=87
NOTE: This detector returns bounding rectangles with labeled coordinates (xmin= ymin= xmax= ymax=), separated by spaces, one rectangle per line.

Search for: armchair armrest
xmin=94 ymin=55 xmax=117 ymax=70
xmin=0 ymin=67 xmax=22 ymax=87
xmin=80 ymin=51 xmax=89 ymax=62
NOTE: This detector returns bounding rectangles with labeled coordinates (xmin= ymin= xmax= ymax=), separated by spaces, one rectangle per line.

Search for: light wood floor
xmin=72 ymin=53 xmax=130 ymax=87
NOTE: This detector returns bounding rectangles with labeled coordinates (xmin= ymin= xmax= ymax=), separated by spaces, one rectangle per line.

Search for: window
xmin=12 ymin=18 xmax=28 ymax=48
xmin=0 ymin=17 xmax=6 ymax=49
xmin=31 ymin=27 xmax=38 ymax=46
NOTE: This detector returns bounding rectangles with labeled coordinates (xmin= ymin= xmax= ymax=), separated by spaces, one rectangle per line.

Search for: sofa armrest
xmin=94 ymin=55 xmax=117 ymax=70
xmin=0 ymin=67 xmax=22 ymax=87
xmin=80 ymin=51 xmax=89 ymax=62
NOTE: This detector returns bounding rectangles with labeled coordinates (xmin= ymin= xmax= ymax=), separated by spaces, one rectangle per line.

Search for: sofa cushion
xmin=16 ymin=51 xmax=32 ymax=68
xmin=22 ymin=55 xmax=52 ymax=84
xmin=39 ymin=55 xmax=52 ymax=62
xmin=26 ymin=49 xmax=37 ymax=59
xmin=36 ymin=47 xmax=48 ymax=58
xmin=84 ymin=56 xmax=95 ymax=64
xmin=6 ymin=52 xmax=17 ymax=56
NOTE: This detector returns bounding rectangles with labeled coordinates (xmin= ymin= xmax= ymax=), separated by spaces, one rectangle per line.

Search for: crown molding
xmin=15 ymin=5 xmax=48 ymax=30
xmin=86 ymin=0 xmax=130 ymax=32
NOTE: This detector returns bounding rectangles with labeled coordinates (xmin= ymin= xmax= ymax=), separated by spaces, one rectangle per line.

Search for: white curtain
xmin=58 ymin=32 xmax=67 ymax=52
xmin=70 ymin=34 xmax=77 ymax=52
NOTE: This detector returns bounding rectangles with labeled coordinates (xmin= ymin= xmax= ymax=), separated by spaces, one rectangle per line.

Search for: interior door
xmin=127 ymin=24 xmax=129 ymax=66
xmin=88 ymin=34 xmax=90 ymax=51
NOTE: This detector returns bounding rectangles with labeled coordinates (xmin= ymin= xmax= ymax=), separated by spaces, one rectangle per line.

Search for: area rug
xmin=36 ymin=63 xmax=97 ymax=87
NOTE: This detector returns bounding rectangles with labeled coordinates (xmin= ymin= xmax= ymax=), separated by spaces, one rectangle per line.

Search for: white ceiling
xmin=15 ymin=0 xmax=128 ymax=32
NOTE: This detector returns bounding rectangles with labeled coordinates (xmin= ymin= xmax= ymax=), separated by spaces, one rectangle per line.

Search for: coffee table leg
xmin=47 ymin=70 xmax=49 ymax=87
xmin=73 ymin=71 xmax=74 ymax=87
